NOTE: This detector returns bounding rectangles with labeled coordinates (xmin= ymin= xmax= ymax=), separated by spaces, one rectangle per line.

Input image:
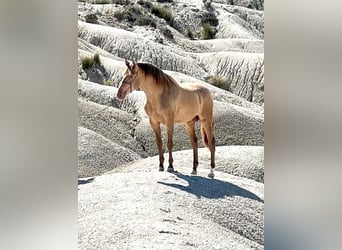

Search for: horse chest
xmin=144 ymin=103 xmax=169 ymax=124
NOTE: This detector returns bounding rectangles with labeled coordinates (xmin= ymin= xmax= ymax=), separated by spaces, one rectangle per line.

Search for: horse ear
xmin=125 ymin=59 xmax=131 ymax=70
xmin=132 ymin=60 xmax=138 ymax=73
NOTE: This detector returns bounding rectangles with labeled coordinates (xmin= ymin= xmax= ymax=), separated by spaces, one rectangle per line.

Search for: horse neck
xmin=139 ymin=74 xmax=174 ymax=103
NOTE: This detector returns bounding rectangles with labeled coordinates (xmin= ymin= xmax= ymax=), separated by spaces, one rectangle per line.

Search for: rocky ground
xmin=78 ymin=0 xmax=264 ymax=249
xmin=79 ymin=163 xmax=264 ymax=249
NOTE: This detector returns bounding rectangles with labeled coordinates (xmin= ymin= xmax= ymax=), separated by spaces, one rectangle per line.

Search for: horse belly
xmin=175 ymin=90 xmax=200 ymax=123
xmin=174 ymin=100 xmax=199 ymax=123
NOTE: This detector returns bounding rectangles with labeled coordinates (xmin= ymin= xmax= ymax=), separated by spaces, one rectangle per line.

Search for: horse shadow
xmin=158 ymin=173 xmax=263 ymax=203
xmin=78 ymin=177 xmax=94 ymax=186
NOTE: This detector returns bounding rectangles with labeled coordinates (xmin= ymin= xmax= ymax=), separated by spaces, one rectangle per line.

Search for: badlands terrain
xmin=78 ymin=0 xmax=264 ymax=249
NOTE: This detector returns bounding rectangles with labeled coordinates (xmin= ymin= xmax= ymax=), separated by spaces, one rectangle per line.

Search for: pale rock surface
xmin=114 ymin=146 xmax=264 ymax=183
xmin=191 ymin=38 xmax=264 ymax=53
xmin=78 ymin=21 xmax=208 ymax=80
xmin=79 ymin=162 xmax=264 ymax=249
xmin=78 ymin=97 xmax=148 ymax=157
xmin=78 ymin=18 xmax=264 ymax=104
xmin=213 ymin=0 xmax=264 ymax=11
xmin=198 ymin=51 xmax=264 ymax=104
xmin=78 ymin=127 xmax=141 ymax=178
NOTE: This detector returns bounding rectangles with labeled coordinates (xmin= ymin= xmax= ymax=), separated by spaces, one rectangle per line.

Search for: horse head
xmin=117 ymin=59 xmax=139 ymax=101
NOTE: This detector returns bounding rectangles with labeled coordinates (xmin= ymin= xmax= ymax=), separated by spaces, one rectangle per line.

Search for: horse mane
xmin=137 ymin=63 xmax=178 ymax=88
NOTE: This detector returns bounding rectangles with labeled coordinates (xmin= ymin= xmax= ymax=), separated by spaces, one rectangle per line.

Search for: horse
xmin=117 ymin=59 xmax=216 ymax=178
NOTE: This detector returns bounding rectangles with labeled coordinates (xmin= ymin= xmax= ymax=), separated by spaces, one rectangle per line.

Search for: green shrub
xmin=81 ymin=57 xmax=93 ymax=70
xmin=201 ymin=12 xmax=218 ymax=26
xmin=201 ymin=23 xmax=216 ymax=39
xmin=85 ymin=13 xmax=98 ymax=23
xmin=81 ymin=53 xmax=101 ymax=70
xmin=93 ymin=53 xmax=100 ymax=64
xmin=206 ymin=75 xmax=230 ymax=90
xmin=103 ymin=79 xmax=113 ymax=86
xmin=114 ymin=5 xmax=156 ymax=28
xmin=114 ymin=10 xmax=130 ymax=21
xmin=151 ymin=5 xmax=175 ymax=27
xmin=87 ymin=0 xmax=112 ymax=4
xmin=202 ymin=0 xmax=212 ymax=9
xmin=127 ymin=4 xmax=143 ymax=15
xmin=137 ymin=0 xmax=153 ymax=9
xmin=113 ymin=9 xmax=126 ymax=20
xmin=135 ymin=16 xmax=157 ymax=28
xmin=112 ymin=0 xmax=130 ymax=4
xmin=114 ymin=5 xmax=143 ymax=22
xmin=185 ymin=28 xmax=194 ymax=39
xmin=87 ymin=0 xmax=129 ymax=4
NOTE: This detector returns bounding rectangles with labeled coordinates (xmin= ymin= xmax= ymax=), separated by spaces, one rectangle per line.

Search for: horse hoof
xmin=191 ymin=170 xmax=197 ymax=175
xmin=208 ymin=172 xmax=214 ymax=178
xmin=159 ymin=167 xmax=164 ymax=171
xmin=167 ymin=166 xmax=174 ymax=172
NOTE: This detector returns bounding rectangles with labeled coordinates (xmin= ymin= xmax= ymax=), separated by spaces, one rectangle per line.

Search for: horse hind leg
xmin=208 ymin=133 xmax=215 ymax=178
xmin=200 ymin=119 xmax=215 ymax=178
xmin=185 ymin=119 xmax=198 ymax=175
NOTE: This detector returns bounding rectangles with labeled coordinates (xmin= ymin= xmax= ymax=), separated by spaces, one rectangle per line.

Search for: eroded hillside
xmin=78 ymin=0 xmax=264 ymax=104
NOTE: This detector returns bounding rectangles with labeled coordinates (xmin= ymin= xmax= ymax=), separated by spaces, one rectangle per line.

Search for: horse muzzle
xmin=116 ymin=86 xmax=131 ymax=101
xmin=116 ymin=91 xmax=125 ymax=101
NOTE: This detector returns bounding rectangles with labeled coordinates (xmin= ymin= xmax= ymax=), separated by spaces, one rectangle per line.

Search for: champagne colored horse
xmin=117 ymin=60 xmax=215 ymax=178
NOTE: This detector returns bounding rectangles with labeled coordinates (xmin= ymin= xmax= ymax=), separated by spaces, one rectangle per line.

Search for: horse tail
xmin=200 ymin=118 xmax=215 ymax=148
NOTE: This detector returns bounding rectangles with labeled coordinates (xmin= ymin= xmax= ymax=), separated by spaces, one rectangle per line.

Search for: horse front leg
xmin=150 ymin=118 xmax=164 ymax=171
xmin=166 ymin=122 xmax=175 ymax=172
